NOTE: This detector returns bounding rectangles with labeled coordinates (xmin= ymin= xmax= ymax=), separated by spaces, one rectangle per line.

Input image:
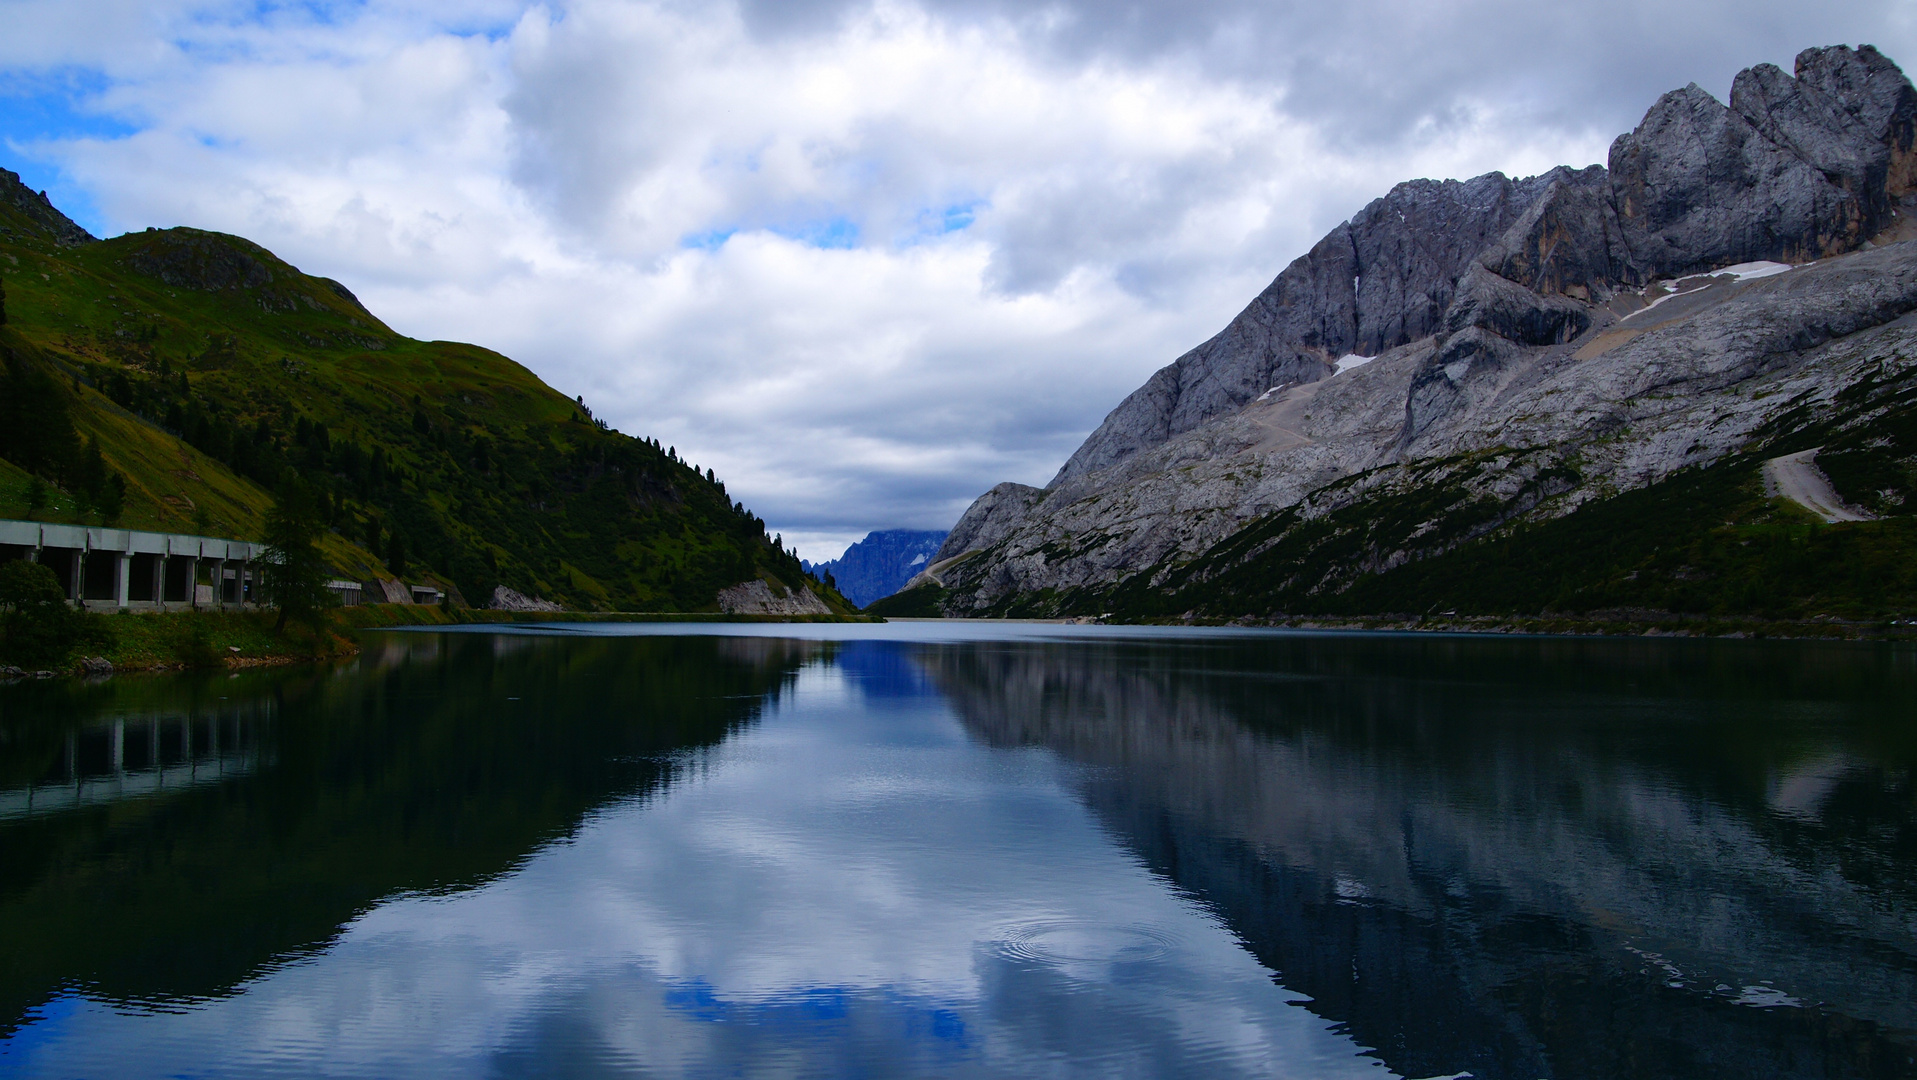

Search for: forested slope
xmin=0 ymin=168 xmax=844 ymax=613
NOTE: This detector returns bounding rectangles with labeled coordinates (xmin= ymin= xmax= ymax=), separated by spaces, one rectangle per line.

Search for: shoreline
xmin=0 ymin=604 xmax=885 ymax=682
xmin=7 ymin=605 xmax=1909 ymax=686
xmin=1119 ymin=611 xmax=1917 ymax=641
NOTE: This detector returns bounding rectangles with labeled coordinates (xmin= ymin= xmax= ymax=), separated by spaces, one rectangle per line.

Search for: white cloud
xmin=5 ymin=0 xmax=1915 ymax=560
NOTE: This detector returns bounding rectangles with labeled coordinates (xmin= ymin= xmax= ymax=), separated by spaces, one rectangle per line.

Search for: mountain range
xmin=804 ymin=529 xmax=948 ymax=608
xmin=0 ymin=170 xmax=850 ymax=615
xmin=892 ymin=44 xmax=1917 ymax=625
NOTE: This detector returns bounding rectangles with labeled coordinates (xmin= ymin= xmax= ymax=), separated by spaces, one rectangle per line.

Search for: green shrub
xmin=864 ymin=583 xmax=947 ymax=617
xmin=0 ymin=560 xmax=94 ymax=668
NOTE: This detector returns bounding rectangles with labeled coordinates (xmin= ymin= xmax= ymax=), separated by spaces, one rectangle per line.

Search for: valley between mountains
xmin=881 ymin=44 xmax=1917 ymax=629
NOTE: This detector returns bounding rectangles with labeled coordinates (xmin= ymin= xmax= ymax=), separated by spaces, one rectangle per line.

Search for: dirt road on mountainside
xmin=1764 ymin=448 xmax=1874 ymax=522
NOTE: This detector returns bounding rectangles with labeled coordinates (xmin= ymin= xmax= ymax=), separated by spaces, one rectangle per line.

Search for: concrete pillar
xmin=217 ymin=558 xmax=229 ymax=609
xmin=116 ymin=552 xmax=132 ymax=610
xmin=111 ymin=719 xmax=124 ymax=774
xmin=68 ymin=550 xmax=83 ymax=602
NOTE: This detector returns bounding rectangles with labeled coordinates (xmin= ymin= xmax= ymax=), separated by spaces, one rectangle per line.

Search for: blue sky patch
xmin=899 ymin=199 xmax=983 ymax=246
xmin=0 ymin=71 xmax=137 ymax=237
xmin=931 ymin=201 xmax=979 ymax=234
xmin=685 ymin=216 xmax=863 ymax=251
xmin=774 ymin=216 xmax=860 ymax=250
xmin=681 ymin=228 xmax=737 ymax=252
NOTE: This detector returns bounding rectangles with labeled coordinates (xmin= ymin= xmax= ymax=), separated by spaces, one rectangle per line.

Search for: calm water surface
xmin=0 ymin=624 xmax=1913 ymax=1078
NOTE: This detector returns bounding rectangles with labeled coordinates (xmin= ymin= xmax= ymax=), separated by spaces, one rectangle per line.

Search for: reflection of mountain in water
xmin=0 ymin=633 xmax=819 ymax=1033
xmin=927 ymin=637 xmax=1917 ymax=1080
xmin=836 ymin=639 xmax=939 ymax=700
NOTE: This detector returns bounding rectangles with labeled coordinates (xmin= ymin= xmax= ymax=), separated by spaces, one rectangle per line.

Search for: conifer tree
xmin=261 ymin=474 xmax=331 ymax=632
xmin=386 ymin=532 xmax=408 ymax=579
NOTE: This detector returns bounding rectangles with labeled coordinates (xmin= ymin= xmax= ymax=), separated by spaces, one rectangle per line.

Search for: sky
xmin=2 ymin=1 xmax=1914 ymax=561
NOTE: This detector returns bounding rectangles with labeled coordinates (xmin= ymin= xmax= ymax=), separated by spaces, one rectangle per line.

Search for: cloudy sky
xmin=2 ymin=1 xmax=1913 ymax=559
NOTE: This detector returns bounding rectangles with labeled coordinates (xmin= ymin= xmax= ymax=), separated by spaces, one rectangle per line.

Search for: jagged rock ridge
xmin=927 ymin=44 xmax=1917 ymax=614
xmin=803 ymin=529 xmax=949 ymax=607
xmin=0 ymin=168 xmax=97 ymax=248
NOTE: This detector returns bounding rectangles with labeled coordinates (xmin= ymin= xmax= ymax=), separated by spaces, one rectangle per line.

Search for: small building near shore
xmin=325 ymin=579 xmax=364 ymax=607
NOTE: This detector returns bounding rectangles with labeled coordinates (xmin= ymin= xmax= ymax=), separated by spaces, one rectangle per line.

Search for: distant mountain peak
xmin=807 ymin=529 xmax=949 ymax=608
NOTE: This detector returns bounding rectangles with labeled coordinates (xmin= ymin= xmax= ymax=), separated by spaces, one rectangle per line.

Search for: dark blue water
xmin=1 ymin=624 xmax=1913 ymax=1078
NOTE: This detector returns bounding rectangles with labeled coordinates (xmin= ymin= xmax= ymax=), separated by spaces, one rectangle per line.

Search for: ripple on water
xmin=991 ymin=919 xmax=1180 ymax=969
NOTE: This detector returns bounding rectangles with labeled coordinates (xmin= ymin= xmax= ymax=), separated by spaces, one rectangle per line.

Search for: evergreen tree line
xmin=5 ymin=267 xmax=819 ymax=609
xmin=0 ymin=348 xmax=127 ymax=523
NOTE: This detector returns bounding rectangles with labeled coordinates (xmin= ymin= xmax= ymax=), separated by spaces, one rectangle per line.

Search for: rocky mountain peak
xmin=1043 ymin=45 xmax=1917 ymax=496
xmin=0 ymin=168 xmax=98 ymax=248
xmin=930 ymin=45 xmax=1917 ymax=615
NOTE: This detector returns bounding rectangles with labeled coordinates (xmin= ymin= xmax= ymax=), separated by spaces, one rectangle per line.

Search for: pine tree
xmin=386 ymin=531 xmax=408 ymax=579
xmin=98 ymin=473 xmax=125 ymax=525
xmin=261 ymin=475 xmax=331 ymax=632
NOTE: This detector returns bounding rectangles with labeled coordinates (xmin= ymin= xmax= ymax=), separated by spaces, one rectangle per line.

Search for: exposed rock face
xmin=113 ymin=228 xmax=392 ymax=332
xmin=716 ymin=578 xmax=832 ymax=616
xmin=804 ymin=529 xmax=948 ymax=607
xmin=941 ymin=482 xmax=1043 ymax=559
xmin=0 ymin=168 xmax=97 ymax=247
xmin=937 ymin=45 xmax=1917 ymax=614
xmin=1054 ymin=170 xmax=1568 ymax=484
xmin=490 ymin=585 xmax=563 ymax=612
xmin=121 ymin=229 xmax=280 ymax=292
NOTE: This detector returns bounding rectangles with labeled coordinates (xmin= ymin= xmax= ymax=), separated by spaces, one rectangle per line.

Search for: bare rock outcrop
xmin=490 ymin=585 xmax=563 ymax=612
xmin=937 ymin=45 xmax=1917 ymax=614
xmin=716 ymin=579 xmax=831 ymax=616
xmin=1049 ymin=170 xmax=1565 ymax=486
xmin=0 ymin=167 xmax=97 ymax=247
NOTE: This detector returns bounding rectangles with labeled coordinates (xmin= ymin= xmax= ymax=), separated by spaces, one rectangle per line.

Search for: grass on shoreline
xmin=1 ymin=604 xmax=883 ymax=678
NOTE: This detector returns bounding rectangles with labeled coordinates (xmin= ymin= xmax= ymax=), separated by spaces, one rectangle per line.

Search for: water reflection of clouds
xmin=2 ymin=658 xmax=1389 ymax=1078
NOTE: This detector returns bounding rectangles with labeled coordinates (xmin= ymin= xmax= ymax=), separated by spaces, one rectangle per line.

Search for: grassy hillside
xmin=0 ymin=168 xmax=850 ymax=613
xmin=960 ymin=355 xmax=1917 ymax=627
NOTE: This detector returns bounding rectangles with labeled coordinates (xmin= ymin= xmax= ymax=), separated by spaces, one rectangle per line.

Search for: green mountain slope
xmin=0 ymin=168 xmax=846 ymax=613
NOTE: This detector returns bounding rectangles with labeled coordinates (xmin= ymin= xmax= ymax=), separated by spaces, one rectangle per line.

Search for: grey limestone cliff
xmin=934 ymin=44 xmax=1917 ymax=614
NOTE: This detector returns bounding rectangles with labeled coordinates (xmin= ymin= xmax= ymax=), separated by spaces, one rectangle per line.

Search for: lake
xmin=0 ymin=623 xmax=1913 ymax=1078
